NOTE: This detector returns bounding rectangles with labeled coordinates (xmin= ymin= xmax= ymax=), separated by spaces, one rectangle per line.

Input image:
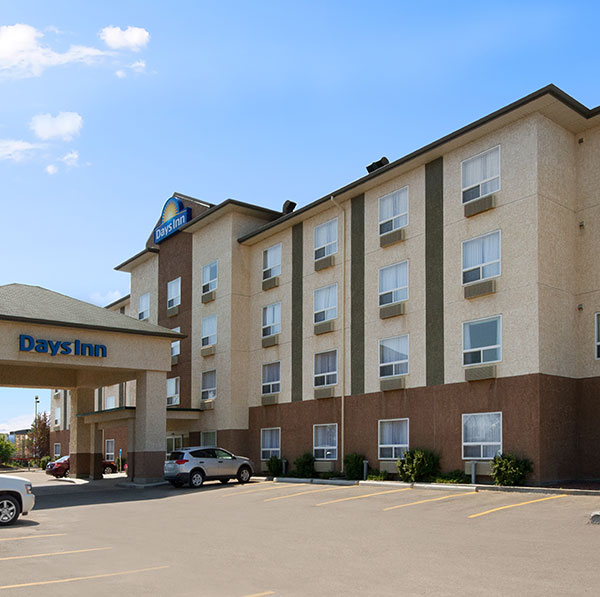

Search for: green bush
xmin=116 ymin=457 xmax=127 ymax=471
xmin=434 ymin=469 xmax=470 ymax=484
xmin=491 ymin=453 xmax=532 ymax=486
xmin=266 ymin=455 xmax=283 ymax=477
xmin=397 ymin=448 xmax=440 ymax=482
xmin=293 ymin=452 xmax=315 ymax=478
xmin=343 ymin=453 xmax=365 ymax=480
xmin=0 ymin=436 xmax=14 ymax=465
xmin=38 ymin=456 xmax=51 ymax=470
xmin=366 ymin=469 xmax=389 ymax=481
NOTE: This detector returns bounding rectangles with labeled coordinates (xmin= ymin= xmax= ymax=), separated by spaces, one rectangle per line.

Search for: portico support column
xmin=90 ymin=424 xmax=104 ymax=481
xmin=69 ymin=388 xmax=94 ymax=479
xmin=131 ymin=370 xmax=166 ymax=484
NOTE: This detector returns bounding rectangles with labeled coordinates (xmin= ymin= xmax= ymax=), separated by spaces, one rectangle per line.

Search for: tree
xmin=30 ymin=412 xmax=50 ymax=459
xmin=0 ymin=435 xmax=14 ymax=465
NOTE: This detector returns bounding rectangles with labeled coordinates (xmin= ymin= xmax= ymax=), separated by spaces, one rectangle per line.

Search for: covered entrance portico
xmin=0 ymin=284 xmax=183 ymax=484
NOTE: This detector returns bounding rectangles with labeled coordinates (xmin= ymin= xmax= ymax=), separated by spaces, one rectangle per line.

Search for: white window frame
xmin=595 ymin=313 xmax=600 ymax=360
xmin=201 ymin=314 xmax=217 ymax=347
xmin=314 ymin=283 xmax=338 ymax=323
xmin=53 ymin=443 xmax=61 ymax=458
xmin=461 ymin=145 xmax=501 ymax=204
xmin=167 ymin=277 xmax=181 ymax=309
xmin=166 ymin=435 xmax=184 ymax=454
xmin=260 ymin=427 xmax=281 ymax=461
xmin=263 ymin=243 xmax=282 ymax=281
xmin=379 ymin=335 xmax=409 ymax=378
xmin=105 ymin=438 xmax=115 ymax=461
xmin=378 ymin=418 xmax=409 ymax=460
xmin=166 ymin=376 xmax=180 ymax=406
xmin=201 ymin=370 xmax=217 ymax=401
xmin=463 ymin=315 xmax=502 ymax=367
xmin=314 ymin=218 xmax=338 ymax=261
xmin=201 ymin=430 xmax=217 ymax=447
xmin=462 ymin=230 xmax=501 ymax=286
xmin=171 ymin=327 xmax=181 ymax=357
xmin=378 ymin=261 xmax=409 ymax=306
xmin=54 ymin=406 xmax=61 ymax=427
xmin=262 ymin=361 xmax=281 ymax=395
xmin=202 ymin=260 xmax=218 ymax=294
xmin=313 ymin=423 xmax=338 ymax=460
xmin=314 ymin=349 xmax=338 ymax=388
xmin=262 ymin=302 xmax=281 ymax=338
xmin=138 ymin=292 xmax=150 ymax=321
xmin=378 ymin=186 xmax=409 ymax=235
xmin=462 ymin=411 xmax=502 ymax=460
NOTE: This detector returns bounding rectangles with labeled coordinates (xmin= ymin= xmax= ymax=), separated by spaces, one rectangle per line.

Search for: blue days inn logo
xmin=153 ymin=197 xmax=192 ymax=244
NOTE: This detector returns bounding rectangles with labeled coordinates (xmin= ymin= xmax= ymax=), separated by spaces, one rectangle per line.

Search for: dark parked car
xmin=45 ymin=455 xmax=117 ymax=478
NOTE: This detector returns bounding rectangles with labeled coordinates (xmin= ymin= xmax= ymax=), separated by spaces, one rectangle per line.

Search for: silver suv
xmin=164 ymin=447 xmax=254 ymax=488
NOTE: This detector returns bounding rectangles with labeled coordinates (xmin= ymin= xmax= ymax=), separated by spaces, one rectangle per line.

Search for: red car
xmin=45 ymin=455 xmax=117 ymax=478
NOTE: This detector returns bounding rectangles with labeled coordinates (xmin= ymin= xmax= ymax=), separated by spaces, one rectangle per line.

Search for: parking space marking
xmin=242 ymin=592 xmax=275 ymax=597
xmin=0 ymin=547 xmax=111 ymax=561
xmin=0 ymin=565 xmax=170 ymax=590
xmin=468 ymin=494 xmax=568 ymax=518
xmin=0 ymin=533 xmax=67 ymax=542
xmin=316 ymin=488 xmax=411 ymax=506
xmin=383 ymin=491 xmax=477 ymax=511
xmin=264 ymin=485 xmax=350 ymax=502
xmin=222 ymin=483 xmax=309 ymax=497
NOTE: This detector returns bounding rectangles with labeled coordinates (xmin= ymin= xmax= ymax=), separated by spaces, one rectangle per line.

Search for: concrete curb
xmin=116 ymin=480 xmax=169 ymax=489
xmin=273 ymin=477 xmax=357 ymax=486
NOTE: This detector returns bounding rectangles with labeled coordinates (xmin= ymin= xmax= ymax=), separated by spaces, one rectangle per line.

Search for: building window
xmin=166 ymin=377 xmax=180 ymax=406
xmin=105 ymin=439 xmax=115 ymax=461
xmin=262 ymin=302 xmax=281 ymax=337
xmin=379 ymin=335 xmax=409 ymax=377
xmin=54 ymin=406 xmax=61 ymax=426
xmin=462 ymin=412 xmax=502 ymax=459
xmin=261 ymin=428 xmax=281 ymax=460
xmin=314 ymin=284 xmax=337 ymax=323
xmin=461 ymin=146 xmax=500 ymax=204
xmin=379 ymin=261 xmax=408 ymax=306
xmin=53 ymin=443 xmax=61 ymax=458
xmin=202 ymin=261 xmax=218 ymax=294
xmin=138 ymin=292 xmax=150 ymax=320
xmin=596 ymin=313 xmax=600 ymax=359
xmin=313 ymin=424 xmax=337 ymax=460
xmin=167 ymin=277 xmax=181 ymax=308
xmin=462 ymin=231 xmax=501 ymax=284
xmin=201 ymin=314 xmax=217 ymax=346
xmin=379 ymin=186 xmax=409 ymax=235
xmin=378 ymin=419 xmax=409 ymax=460
xmin=463 ymin=315 xmax=501 ymax=366
xmin=314 ymin=350 xmax=337 ymax=387
xmin=314 ymin=218 xmax=338 ymax=260
xmin=201 ymin=431 xmax=217 ymax=447
xmin=166 ymin=435 xmax=183 ymax=454
xmin=263 ymin=243 xmax=282 ymax=280
xmin=171 ymin=327 xmax=181 ymax=357
xmin=201 ymin=370 xmax=217 ymax=400
xmin=262 ymin=362 xmax=281 ymax=395
xmin=104 ymin=395 xmax=116 ymax=410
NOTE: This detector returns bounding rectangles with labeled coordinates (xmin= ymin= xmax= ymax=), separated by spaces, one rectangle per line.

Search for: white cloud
xmin=30 ymin=111 xmax=82 ymax=141
xmin=90 ymin=289 xmax=123 ymax=306
xmin=60 ymin=150 xmax=79 ymax=167
xmin=0 ymin=413 xmax=33 ymax=434
xmin=115 ymin=69 xmax=126 ymax=78
xmin=99 ymin=26 xmax=149 ymax=52
xmin=0 ymin=23 xmax=108 ymax=80
xmin=45 ymin=164 xmax=58 ymax=175
xmin=130 ymin=59 xmax=146 ymax=73
xmin=0 ymin=139 xmax=41 ymax=161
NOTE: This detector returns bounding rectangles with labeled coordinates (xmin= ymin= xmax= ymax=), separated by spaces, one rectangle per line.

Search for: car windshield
xmin=168 ymin=451 xmax=185 ymax=461
xmin=56 ymin=456 xmax=69 ymax=463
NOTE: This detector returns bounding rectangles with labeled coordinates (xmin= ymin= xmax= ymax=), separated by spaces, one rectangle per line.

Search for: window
xmin=202 ymin=261 xmax=218 ymax=294
xmin=167 ymin=277 xmax=181 ymax=308
xmin=313 ymin=424 xmax=337 ymax=460
xmin=201 ymin=431 xmax=217 ymax=447
xmin=138 ymin=292 xmax=150 ymax=320
xmin=262 ymin=302 xmax=281 ymax=337
xmin=166 ymin=435 xmax=183 ymax=454
xmin=53 ymin=443 xmax=61 ymax=458
xmin=462 ymin=146 xmax=500 ymax=204
xmin=105 ymin=439 xmax=115 ymax=461
xmin=261 ymin=428 xmax=281 ymax=460
xmin=166 ymin=377 xmax=180 ymax=406
xmin=463 ymin=315 xmax=501 ymax=365
xmin=262 ymin=362 xmax=281 ymax=395
xmin=314 ymin=284 xmax=337 ymax=323
xmin=379 ymin=261 xmax=408 ymax=306
xmin=201 ymin=314 xmax=217 ymax=346
xmin=462 ymin=412 xmax=502 ymax=459
xmin=596 ymin=314 xmax=600 ymax=359
xmin=379 ymin=186 xmax=409 ymax=235
xmin=105 ymin=395 xmax=116 ymax=410
xmin=314 ymin=218 xmax=338 ymax=260
xmin=378 ymin=419 xmax=409 ymax=460
xmin=263 ymin=244 xmax=282 ymax=280
xmin=54 ymin=406 xmax=61 ymax=426
xmin=171 ymin=327 xmax=181 ymax=357
xmin=462 ymin=231 xmax=501 ymax=284
xmin=379 ymin=335 xmax=409 ymax=377
xmin=314 ymin=350 xmax=337 ymax=387
xmin=201 ymin=370 xmax=217 ymax=400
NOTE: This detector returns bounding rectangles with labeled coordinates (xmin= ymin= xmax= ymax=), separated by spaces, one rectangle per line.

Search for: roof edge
xmin=104 ymin=294 xmax=131 ymax=310
xmin=115 ymin=247 xmax=159 ymax=272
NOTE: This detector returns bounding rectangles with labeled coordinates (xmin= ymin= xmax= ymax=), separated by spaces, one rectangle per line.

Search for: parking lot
xmin=1 ymin=475 xmax=599 ymax=596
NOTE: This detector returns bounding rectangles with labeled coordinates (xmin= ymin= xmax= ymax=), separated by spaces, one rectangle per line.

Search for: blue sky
xmin=1 ymin=1 xmax=599 ymax=431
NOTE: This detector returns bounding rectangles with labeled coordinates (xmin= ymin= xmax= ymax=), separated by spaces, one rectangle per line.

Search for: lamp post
xmin=33 ymin=395 xmax=39 ymax=459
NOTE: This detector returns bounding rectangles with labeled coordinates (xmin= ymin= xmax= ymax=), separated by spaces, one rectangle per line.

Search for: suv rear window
xmin=168 ymin=451 xmax=185 ymax=461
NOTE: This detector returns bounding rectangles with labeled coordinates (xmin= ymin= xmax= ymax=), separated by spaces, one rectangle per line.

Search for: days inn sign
xmin=19 ymin=335 xmax=107 ymax=358
xmin=153 ymin=197 xmax=192 ymax=244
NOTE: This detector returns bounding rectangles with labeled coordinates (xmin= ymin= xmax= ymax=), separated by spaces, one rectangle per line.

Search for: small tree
xmin=30 ymin=412 xmax=50 ymax=460
xmin=0 ymin=435 xmax=14 ymax=464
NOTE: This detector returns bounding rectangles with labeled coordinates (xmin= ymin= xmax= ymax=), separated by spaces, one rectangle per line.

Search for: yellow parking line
xmin=384 ymin=491 xmax=477 ymax=511
xmin=0 ymin=565 xmax=169 ymax=590
xmin=468 ymin=494 xmax=568 ymax=518
xmin=316 ymin=487 xmax=411 ymax=506
xmin=222 ymin=483 xmax=309 ymax=497
xmin=0 ymin=533 xmax=67 ymax=542
xmin=264 ymin=485 xmax=350 ymax=502
xmin=0 ymin=547 xmax=111 ymax=561
xmin=243 ymin=592 xmax=275 ymax=597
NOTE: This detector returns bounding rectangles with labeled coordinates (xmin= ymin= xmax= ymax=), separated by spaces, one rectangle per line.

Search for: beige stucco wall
xmin=130 ymin=255 xmax=159 ymax=325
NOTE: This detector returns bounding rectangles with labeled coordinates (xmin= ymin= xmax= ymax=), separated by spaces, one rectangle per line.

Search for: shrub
xmin=0 ymin=436 xmax=14 ymax=464
xmin=397 ymin=448 xmax=440 ymax=482
xmin=293 ymin=452 xmax=315 ymax=478
xmin=491 ymin=453 xmax=532 ymax=486
xmin=38 ymin=456 xmax=51 ymax=470
xmin=434 ymin=469 xmax=470 ymax=484
xmin=116 ymin=457 xmax=127 ymax=471
xmin=366 ymin=469 xmax=389 ymax=481
xmin=343 ymin=453 xmax=365 ymax=480
xmin=266 ymin=455 xmax=283 ymax=477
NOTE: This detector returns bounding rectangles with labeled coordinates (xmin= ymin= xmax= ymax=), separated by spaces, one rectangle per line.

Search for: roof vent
xmin=366 ymin=156 xmax=389 ymax=174
xmin=282 ymin=200 xmax=296 ymax=214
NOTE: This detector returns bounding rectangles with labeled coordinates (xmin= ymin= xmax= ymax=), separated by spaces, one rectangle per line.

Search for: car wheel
xmin=103 ymin=466 xmax=113 ymax=475
xmin=169 ymin=481 xmax=184 ymax=488
xmin=237 ymin=466 xmax=252 ymax=484
xmin=63 ymin=470 xmax=69 ymax=478
xmin=0 ymin=495 xmax=20 ymax=526
xmin=189 ymin=470 xmax=205 ymax=488
xmin=219 ymin=479 xmax=229 ymax=484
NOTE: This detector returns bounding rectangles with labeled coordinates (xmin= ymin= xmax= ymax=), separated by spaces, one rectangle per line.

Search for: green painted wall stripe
xmin=425 ymin=157 xmax=444 ymax=386
xmin=291 ymin=223 xmax=303 ymax=402
xmin=350 ymin=194 xmax=365 ymax=395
